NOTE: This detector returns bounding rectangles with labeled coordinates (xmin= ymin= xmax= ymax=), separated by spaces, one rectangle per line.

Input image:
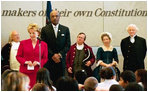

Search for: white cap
xmin=100 ymin=32 xmax=112 ymax=40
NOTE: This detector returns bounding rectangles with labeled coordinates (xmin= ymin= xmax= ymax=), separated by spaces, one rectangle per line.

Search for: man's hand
xmin=68 ymin=67 xmax=73 ymax=73
xmin=85 ymin=61 xmax=92 ymax=67
xmin=52 ymin=54 xmax=61 ymax=63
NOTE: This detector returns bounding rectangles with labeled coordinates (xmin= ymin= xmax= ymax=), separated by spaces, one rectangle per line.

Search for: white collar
xmin=76 ymin=43 xmax=84 ymax=50
xmin=11 ymin=41 xmax=20 ymax=49
xmin=130 ymin=34 xmax=136 ymax=38
xmin=102 ymin=45 xmax=113 ymax=51
xmin=52 ymin=24 xmax=59 ymax=29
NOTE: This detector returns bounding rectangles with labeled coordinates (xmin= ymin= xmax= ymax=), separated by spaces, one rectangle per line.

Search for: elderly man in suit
xmin=41 ymin=10 xmax=71 ymax=84
xmin=120 ymin=24 xmax=147 ymax=72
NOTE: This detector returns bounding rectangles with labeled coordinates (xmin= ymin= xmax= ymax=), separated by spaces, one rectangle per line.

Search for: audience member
xmin=3 ymin=72 xmax=30 ymax=91
xmin=74 ymin=69 xmax=87 ymax=90
xmin=31 ymin=83 xmax=49 ymax=91
xmin=74 ymin=69 xmax=87 ymax=84
xmin=56 ymin=76 xmax=79 ymax=91
xmin=36 ymin=68 xmax=56 ymax=91
xmin=84 ymin=77 xmax=98 ymax=91
xmin=96 ymin=67 xmax=118 ymax=91
xmin=125 ymin=82 xmax=144 ymax=91
xmin=109 ymin=84 xmax=124 ymax=91
xmin=1 ymin=69 xmax=14 ymax=90
xmin=135 ymin=69 xmax=147 ymax=91
xmin=119 ymin=70 xmax=136 ymax=88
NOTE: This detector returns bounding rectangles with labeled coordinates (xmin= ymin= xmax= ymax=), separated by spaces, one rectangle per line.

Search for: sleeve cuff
xmin=37 ymin=62 xmax=40 ymax=65
xmin=25 ymin=61 xmax=28 ymax=64
xmin=96 ymin=60 xmax=103 ymax=67
xmin=58 ymin=53 xmax=62 ymax=58
xmin=113 ymin=61 xmax=118 ymax=66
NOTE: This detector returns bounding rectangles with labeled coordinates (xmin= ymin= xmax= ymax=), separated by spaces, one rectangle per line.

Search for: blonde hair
xmin=27 ymin=23 xmax=40 ymax=35
xmin=4 ymin=72 xmax=30 ymax=91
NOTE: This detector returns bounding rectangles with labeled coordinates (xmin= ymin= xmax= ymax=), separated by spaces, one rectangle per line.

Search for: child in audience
xmin=74 ymin=69 xmax=87 ymax=90
xmin=32 ymin=83 xmax=50 ymax=91
xmin=3 ymin=72 xmax=30 ymax=91
xmin=119 ymin=70 xmax=136 ymax=89
xmin=56 ymin=76 xmax=79 ymax=91
xmin=36 ymin=68 xmax=56 ymax=91
xmin=96 ymin=67 xmax=118 ymax=91
xmin=125 ymin=82 xmax=144 ymax=91
xmin=84 ymin=77 xmax=98 ymax=91
xmin=109 ymin=84 xmax=124 ymax=91
xmin=135 ymin=69 xmax=147 ymax=91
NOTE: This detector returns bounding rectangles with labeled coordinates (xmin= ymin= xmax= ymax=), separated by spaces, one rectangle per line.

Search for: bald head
xmin=50 ymin=10 xmax=60 ymax=25
xmin=84 ymin=77 xmax=98 ymax=91
xmin=10 ymin=31 xmax=20 ymax=42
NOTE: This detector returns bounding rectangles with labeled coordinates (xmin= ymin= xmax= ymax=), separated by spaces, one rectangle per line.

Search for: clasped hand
xmin=26 ymin=61 xmax=38 ymax=66
xmin=52 ymin=54 xmax=61 ymax=63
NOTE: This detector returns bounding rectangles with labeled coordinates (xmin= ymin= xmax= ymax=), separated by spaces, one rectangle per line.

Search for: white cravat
xmin=130 ymin=35 xmax=136 ymax=43
xmin=76 ymin=43 xmax=84 ymax=50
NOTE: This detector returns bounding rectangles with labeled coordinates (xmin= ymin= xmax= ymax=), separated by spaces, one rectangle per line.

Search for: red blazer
xmin=16 ymin=39 xmax=48 ymax=73
xmin=66 ymin=43 xmax=95 ymax=69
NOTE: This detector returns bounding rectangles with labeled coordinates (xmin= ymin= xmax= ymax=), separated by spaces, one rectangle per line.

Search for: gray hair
xmin=8 ymin=30 xmax=16 ymax=43
xmin=126 ymin=24 xmax=139 ymax=31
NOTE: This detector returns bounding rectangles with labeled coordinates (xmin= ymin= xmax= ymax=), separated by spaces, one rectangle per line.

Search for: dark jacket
xmin=120 ymin=35 xmax=147 ymax=71
xmin=1 ymin=43 xmax=11 ymax=73
xmin=41 ymin=23 xmax=71 ymax=59
xmin=41 ymin=23 xmax=71 ymax=82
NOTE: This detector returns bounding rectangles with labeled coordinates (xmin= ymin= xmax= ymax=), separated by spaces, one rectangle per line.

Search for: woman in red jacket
xmin=16 ymin=23 xmax=48 ymax=89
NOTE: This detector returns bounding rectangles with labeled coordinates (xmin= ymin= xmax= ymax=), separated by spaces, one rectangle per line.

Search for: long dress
xmin=93 ymin=46 xmax=119 ymax=82
xmin=16 ymin=39 xmax=48 ymax=88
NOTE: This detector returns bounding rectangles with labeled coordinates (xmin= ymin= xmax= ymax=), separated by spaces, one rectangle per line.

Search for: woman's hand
xmin=25 ymin=61 xmax=33 ymax=66
xmin=33 ymin=61 xmax=38 ymax=66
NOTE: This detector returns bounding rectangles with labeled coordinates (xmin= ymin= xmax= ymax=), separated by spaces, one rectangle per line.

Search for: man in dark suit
xmin=120 ymin=24 xmax=147 ymax=72
xmin=41 ymin=10 xmax=71 ymax=84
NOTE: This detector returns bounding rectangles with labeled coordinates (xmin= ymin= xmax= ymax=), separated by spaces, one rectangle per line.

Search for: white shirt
xmin=96 ymin=79 xmax=119 ymax=91
xmin=138 ymin=82 xmax=144 ymax=88
xmin=52 ymin=24 xmax=59 ymax=38
xmin=76 ymin=43 xmax=84 ymax=50
xmin=130 ymin=35 xmax=136 ymax=43
xmin=10 ymin=41 xmax=20 ymax=71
